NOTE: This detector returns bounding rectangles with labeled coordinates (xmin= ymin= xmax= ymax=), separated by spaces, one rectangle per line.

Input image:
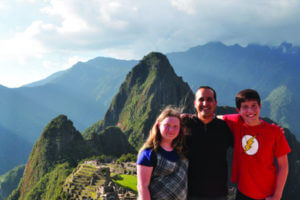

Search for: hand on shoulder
xmin=216 ymin=115 xmax=223 ymax=120
xmin=271 ymin=123 xmax=285 ymax=134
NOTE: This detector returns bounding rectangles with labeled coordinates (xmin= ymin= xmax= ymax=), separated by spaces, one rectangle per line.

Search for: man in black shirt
xmin=181 ymin=86 xmax=233 ymax=200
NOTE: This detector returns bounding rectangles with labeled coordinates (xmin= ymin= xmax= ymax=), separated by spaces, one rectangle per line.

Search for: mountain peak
xmin=18 ymin=115 xmax=91 ymax=198
xmin=278 ymin=42 xmax=293 ymax=53
xmin=136 ymin=52 xmax=176 ymax=75
xmin=84 ymin=52 xmax=194 ymax=148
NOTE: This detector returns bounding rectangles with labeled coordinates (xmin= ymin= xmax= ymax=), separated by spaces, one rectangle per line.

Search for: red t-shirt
xmin=223 ymin=114 xmax=291 ymax=199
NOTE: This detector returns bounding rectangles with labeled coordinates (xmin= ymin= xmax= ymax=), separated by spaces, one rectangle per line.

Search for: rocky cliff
xmin=84 ymin=52 xmax=195 ymax=149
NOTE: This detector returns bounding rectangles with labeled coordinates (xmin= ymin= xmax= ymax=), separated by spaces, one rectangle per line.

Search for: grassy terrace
xmin=112 ymin=174 xmax=137 ymax=193
xmin=63 ymin=164 xmax=106 ymax=200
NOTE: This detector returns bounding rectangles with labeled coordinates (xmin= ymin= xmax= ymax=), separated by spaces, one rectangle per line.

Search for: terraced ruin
xmin=63 ymin=162 xmax=137 ymax=200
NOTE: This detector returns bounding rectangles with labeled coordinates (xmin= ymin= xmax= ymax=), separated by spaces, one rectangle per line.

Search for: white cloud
xmin=45 ymin=1 xmax=300 ymax=52
xmin=0 ymin=21 xmax=47 ymax=64
xmin=170 ymin=0 xmax=198 ymax=15
xmin=0 ymin=2 xmax=8 ymax=9
xmin=16 ymin=0 xmax=37 ymax=2
xmin=1 ymin=0 xmax=300 ymax=87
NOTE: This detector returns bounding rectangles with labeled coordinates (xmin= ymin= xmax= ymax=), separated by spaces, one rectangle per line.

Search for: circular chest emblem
xmin=242 ymin=135 xmax=259 ymax=155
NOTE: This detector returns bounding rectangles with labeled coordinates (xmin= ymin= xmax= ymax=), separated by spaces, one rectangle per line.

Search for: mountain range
xmin=3 ymin=52 xmax=300 ymax=200
xmin=0 ymin=58 xmax=136 ymax=174
xmin=0 ymin=41 xmax=299 ymax=177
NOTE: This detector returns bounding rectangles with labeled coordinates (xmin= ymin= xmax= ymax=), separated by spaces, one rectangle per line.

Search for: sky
xmin=1 ymin=0 xmax=300 ymax=88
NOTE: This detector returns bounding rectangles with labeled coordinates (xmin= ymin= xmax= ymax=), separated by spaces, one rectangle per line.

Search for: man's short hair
xmin=195 ymin=86 xmax=217 ymax=101
xmin=235 ymin=89 xmax=261 ymax=109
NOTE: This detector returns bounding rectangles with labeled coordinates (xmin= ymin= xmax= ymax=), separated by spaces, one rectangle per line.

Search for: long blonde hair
xmin=138 ymin=106 xmax=185 ymax=157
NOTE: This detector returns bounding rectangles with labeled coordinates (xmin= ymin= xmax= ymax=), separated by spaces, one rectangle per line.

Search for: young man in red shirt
xmin=222 ymin=89 xmax=291 ymax=200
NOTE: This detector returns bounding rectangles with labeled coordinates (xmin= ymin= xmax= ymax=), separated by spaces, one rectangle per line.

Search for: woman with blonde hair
xmin=137 ymin=106 xmax=188 ymax=200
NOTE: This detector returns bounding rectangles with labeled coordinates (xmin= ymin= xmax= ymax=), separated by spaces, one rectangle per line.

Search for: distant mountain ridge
xmin=0 ymin=57 xmax=136 ymax=175
xmin=0 ymin=165 xmax=25 ymax=200
xmin=0 ymin=126 xmax=31 ymax=175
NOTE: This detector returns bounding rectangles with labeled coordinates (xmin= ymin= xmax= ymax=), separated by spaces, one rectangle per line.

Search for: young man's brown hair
xmin=235 ymin=89 xmax=261 ymax=109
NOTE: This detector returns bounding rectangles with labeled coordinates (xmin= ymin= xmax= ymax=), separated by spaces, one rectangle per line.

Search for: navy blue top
xmin=137 ymin=146 xmax=179 ymax=167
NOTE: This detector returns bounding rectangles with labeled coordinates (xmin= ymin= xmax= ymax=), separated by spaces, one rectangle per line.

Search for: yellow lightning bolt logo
xmin=244 ymin=136 xmax=256 ymax=152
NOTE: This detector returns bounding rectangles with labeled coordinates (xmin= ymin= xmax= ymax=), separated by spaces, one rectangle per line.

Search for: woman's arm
xmin=137 ymin=164 xmax=153 ymax=200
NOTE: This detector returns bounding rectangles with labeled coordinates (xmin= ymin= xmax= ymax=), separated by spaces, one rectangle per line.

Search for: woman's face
xmin=158 ymin=116 xmax=180 ymax=142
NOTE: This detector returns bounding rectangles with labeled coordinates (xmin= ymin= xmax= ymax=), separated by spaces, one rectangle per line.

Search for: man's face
xmin=194 ymin=88 xmax=217 ymax=120
xmin=237 ymin=100 xmax=261 ymax=126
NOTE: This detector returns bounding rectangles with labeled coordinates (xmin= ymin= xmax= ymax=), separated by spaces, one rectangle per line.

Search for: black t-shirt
xmin=181 ymin=114 xmax=233 ymax=198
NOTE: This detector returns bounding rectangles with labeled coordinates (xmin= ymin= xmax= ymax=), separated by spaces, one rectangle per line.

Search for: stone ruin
xmin=64 ymin=163 xmax=137 ymax=200
xmin=96 ymin=167 xmax=136 ymax=200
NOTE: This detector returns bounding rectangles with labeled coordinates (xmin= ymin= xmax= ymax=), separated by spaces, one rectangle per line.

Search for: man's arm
xmin=266 ymin=155 xmax=289 ymax=200
xmin=137 ymin=165 xmax=153 ymax=200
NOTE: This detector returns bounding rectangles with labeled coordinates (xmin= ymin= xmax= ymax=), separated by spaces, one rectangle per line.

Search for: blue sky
xmin=1 ymin=0 xmax=300 ymax=88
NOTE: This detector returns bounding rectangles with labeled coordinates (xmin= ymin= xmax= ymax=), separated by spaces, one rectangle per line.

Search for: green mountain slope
xmin=0 ymin=165 xmax=25 ymax=200
xmin=83 ymin=52 xmax=195 ymax=149
xmin=263 ymin=84 xmax=300 ymax=137
xmin=2 ymin=42 xmax=300 ymax=177
xmin=87 ymin=126 xmax=136 ymax=157
xmin=9 ymin=115 xmax=91 ymax=200
xmin=0 ymin=57 xmax=136 ymax=176
xmin=8 ymin=113 xmax=135 ymax=200
xmin=0 ymin=126 xmax=31 ymax=175
xmin=0 ymin=57 xmax=136 ymax=144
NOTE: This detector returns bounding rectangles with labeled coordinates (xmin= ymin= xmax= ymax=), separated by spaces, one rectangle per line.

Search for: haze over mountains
xmin=0 ymin=41 xmax=299 ymax=176
xmin=0 ymin=58 xmax=136 ymax=174
xmin=3 ymin=52 xmax=300 ymax=200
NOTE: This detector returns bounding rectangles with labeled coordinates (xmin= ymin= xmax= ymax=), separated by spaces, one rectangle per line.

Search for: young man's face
xmin=194 ymin=88 xmax=217 ymax=121
xmin=237 ymin=100 xmax=261 ymax=126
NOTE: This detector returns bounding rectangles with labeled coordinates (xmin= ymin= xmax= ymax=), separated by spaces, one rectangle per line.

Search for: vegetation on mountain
xmin=21 ymin=162 xmax=72 ymax=200
xmin=0 ymin=165 xmax=25 ymax=200
xmin=0 ymin=57 xmax=137 ymax=144
xmin=116 ymin=153 xmax=137 ymax=163
xmin=263 ymin=85 xmax=292 ymax=128
xmin=112 ymin=174 xmax=137 ymax=193
xmin=0 ymin=57 xmax=137 ymax=175
xmin=8 ymin=112 xmax=137 ymax=200
xmin=2 ymin=42 xmax=300 ymax=177
xmin=87 ymin=126 xmax=136 ymax=157
xmin=84 ymin=52 xmax=195 ymax=149
xmin=9 ymin=115 xmax=92 ymax=200
xmin=0 ymin=127 xmax=31 ymax=175
xmin=5 ymin=51 xmax=300 ymax=200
